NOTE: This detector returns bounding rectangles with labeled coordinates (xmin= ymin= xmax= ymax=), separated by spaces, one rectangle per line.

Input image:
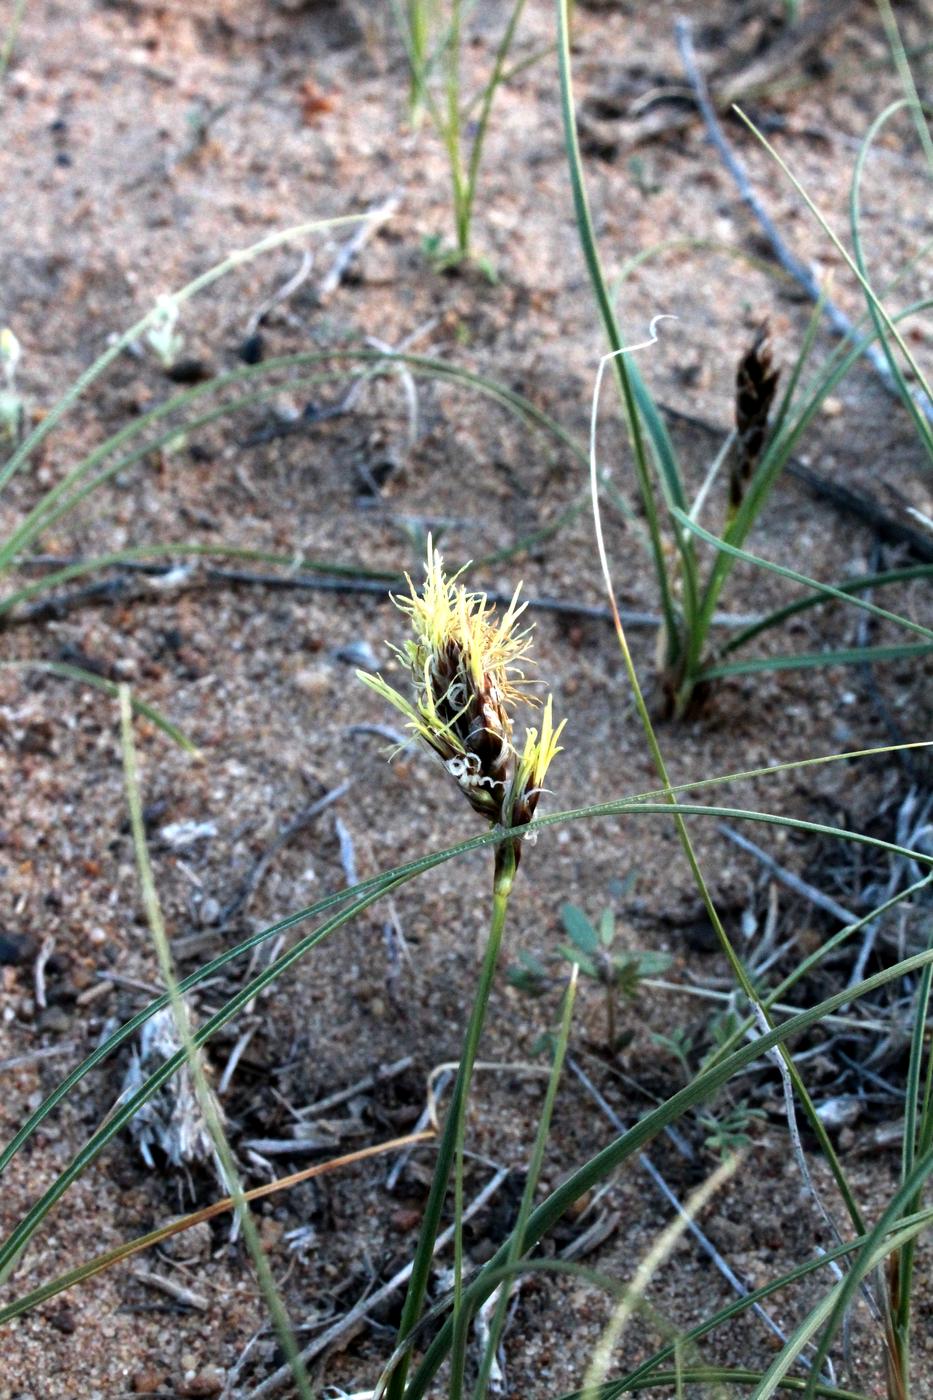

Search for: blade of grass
xmin=891 ymin=946 xmax=933 ymax=1386
xmin=471 ymin=966 xmax=579 ymax=1399
xmin=1 ymin=740 xmax=927 ymax=1193
xmin=702 ymin=641 xmax=933 ymax=679
xmin=0 ymin=214 xmax=369 ymax=497
xmin=460 ymin=0 xmax=529 ymax=251
xmin=875 ymin=0 xmax=933 ymax=173
xmin=0 ymin=0 xmax=26 ymax=87
xmin=851 ymin=98 xmax=933 ymax=465
xmin=118 ymin=685 xmax=313 ymax=1399
xmin=0 ymin=349 xmax=591 ymax=572
xmin=571 ymin=12 xmax=868 ymax=1296
xmin=0 ymin=659 xmax=196 ymax=751
xmin=762 ymin=1145 xmax=933 ymax=1399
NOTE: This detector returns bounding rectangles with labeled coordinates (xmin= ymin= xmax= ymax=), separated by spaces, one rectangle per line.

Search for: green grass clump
xmin=390 ymin=0 xmax=539 ymax=273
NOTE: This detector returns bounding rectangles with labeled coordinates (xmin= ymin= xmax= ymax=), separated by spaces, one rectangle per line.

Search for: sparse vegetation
xmin=0 ymin=1 xmax=931 ymax=1398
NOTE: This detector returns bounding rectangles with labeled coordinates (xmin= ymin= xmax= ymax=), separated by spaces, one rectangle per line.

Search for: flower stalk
xmin=360 ymin=543 xmax=564 ymax=1397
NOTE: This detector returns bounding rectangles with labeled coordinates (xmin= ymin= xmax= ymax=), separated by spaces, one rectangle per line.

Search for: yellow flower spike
xmin=512 ymin=695 xmax=567 ymax=826
xmin=357 ymin=538 xmax=563 ymax=846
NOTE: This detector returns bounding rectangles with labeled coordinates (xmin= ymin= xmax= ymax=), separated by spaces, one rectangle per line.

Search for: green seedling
xmin=510 ymin=899 xmax=672 ymax=1055
xmin=391 ymin=0 xmax=537 ymax=268
xmin=653 ymin=1014 xmax=766 ymax=1159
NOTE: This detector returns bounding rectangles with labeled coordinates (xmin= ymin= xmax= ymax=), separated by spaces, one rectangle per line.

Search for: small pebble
xmin=199 ymin=897 xmax=221 ymax=928
xmin=181 ymin=1365 xmax=225 ymax=1396
xmin=131 ymin=1367 xmax=167 ymax=1394
xmin=0 ymin=932 xmax=33 ymax=965
xmin=333 ymin=639 xmax=378 ymax=669
xmin=293 ymin=666 xmax=329 ymax=698
xmin=48 ymin=1308 xmax=77 ymax=1334
xmin=38 ymin=1005 xmax=70 ymax=1034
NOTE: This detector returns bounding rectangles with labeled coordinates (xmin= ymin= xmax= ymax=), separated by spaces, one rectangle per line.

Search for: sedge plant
xmin=357 ymin=537 xmax=566 ymax=1400
xmin=390 ymin=0 xmax=538 ymax=272
xmin=557 ymin=9 xmax=933 ymax=719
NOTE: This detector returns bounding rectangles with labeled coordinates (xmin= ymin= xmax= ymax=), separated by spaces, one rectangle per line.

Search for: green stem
xmin=555 ymin=0 xmax=683 ymax=658
xmin=558 ymin=0 xmax=862 ymax=1237
xmin=471 ymin=967 xmax=578 ymax=1400
xmin=460 ymin=0 xmax=528 ymax=254
xmin=386 ymin=840 xmax=516 ymax=1400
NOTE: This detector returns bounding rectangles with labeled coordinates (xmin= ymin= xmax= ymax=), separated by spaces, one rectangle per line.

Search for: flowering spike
xmin=357 ymin=540 xmax=565 ymax=855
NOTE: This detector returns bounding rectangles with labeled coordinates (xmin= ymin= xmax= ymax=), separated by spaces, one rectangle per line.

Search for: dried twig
xmin=582 ymin=1 xmax=856 ymax=152
xmin=33 ymin=935 xmax=55 ymax=1011
xmin=565 ymin=1055 xmax=795 ymax=1353
xmin=334 ymin=815 xmax=359 ymax=888
xmin=247 ymin=1167 xmax=509 ymax=1396
xmin=676 ymin=17 xmax=933 ymax=426
xmin=131 ymin=1267 xmax=209 ymax=1311
xmin=244 ymin=251 xmax=315 ymax=338
xmin=217 ymin=1023 xmax=260 ymax=1097
xmin=299 ymin=1055 xmax=415 ymax=1118
xmin=317 ymin=191 xmax=402 ymax=302
xmin=0 ymin=1042 xmax=80 ymax=1071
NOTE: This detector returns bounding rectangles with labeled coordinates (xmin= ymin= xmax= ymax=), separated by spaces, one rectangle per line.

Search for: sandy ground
xmin=0 ymin=0 xmax=931 ymax=1395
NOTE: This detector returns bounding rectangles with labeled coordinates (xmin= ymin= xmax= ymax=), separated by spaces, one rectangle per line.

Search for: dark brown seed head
xmin=731 ymin=322 xmax=780 ymax=510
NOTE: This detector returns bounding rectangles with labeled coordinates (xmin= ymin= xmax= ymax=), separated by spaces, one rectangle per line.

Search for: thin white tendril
xmin=588 ymin=314 xmax=677 ymax=610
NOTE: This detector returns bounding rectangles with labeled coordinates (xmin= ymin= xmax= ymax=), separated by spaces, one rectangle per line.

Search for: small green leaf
xmin=598 ymin=908 xmax=615 ymax=947
xmin=561 ymin=903 xmax=599 ymax=954
xmin=631 ymin=949 xmax=673 ymax=978
xmin=558 ymin=945 xmax=599 ymax=980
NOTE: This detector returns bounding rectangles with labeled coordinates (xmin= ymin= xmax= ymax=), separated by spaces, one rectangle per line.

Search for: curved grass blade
xmin=1 ymin=742 xmax=927 ymax=1186
xmin=851 ymin=98 xmax=933 ymax=464
xmin=720 ymin=564 xmax=933 ymax=658
xmin=0 ymin=349 xmax=590 ymax=572
xmin=2 ymin=791 xmax=929 ymax=1286
xmin=672 ymin=507 xmax=933 ymax=644
xmin=0 ymin=215 xmax=369 ymax=497
xmin=400 ymin=943 xmax=933 ymax=1399
xmin=0 ymin=659 xmax=195 ymax=751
